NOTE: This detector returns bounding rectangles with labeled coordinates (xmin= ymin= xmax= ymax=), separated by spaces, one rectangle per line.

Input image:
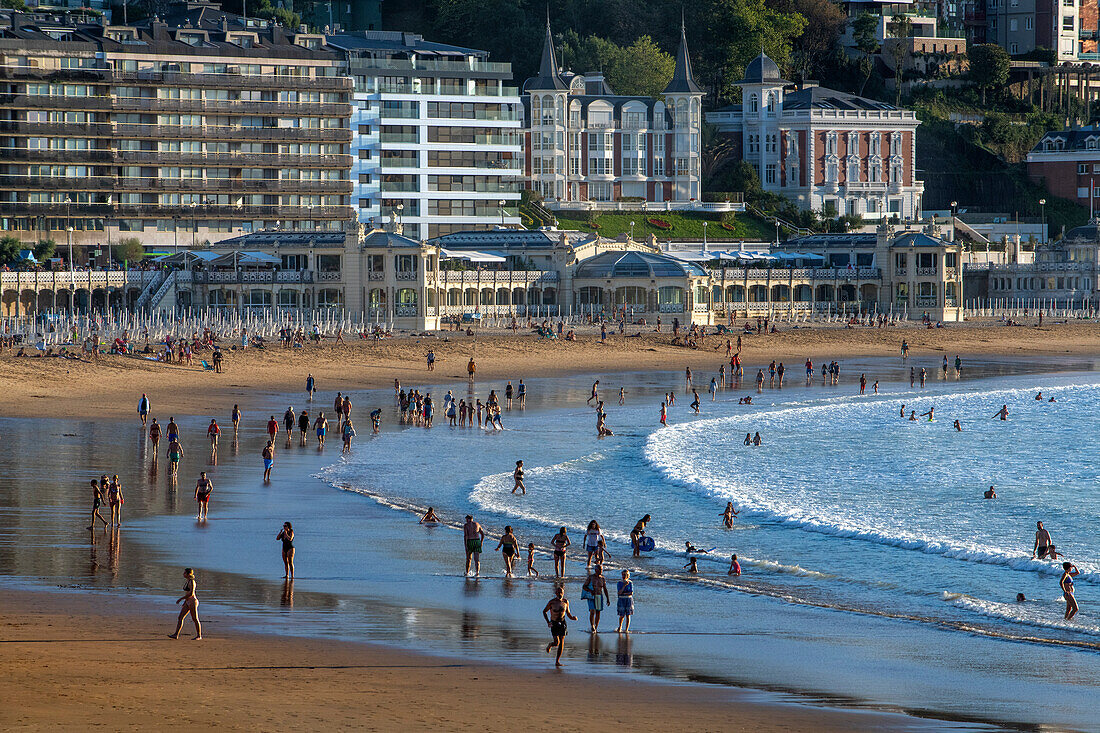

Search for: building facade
xmin=1026 ymin=126 xmax=1100 ymax=209
xmin=522 ymin=21 xmax=702 ymax=207
xmin=0 ymin=2 xmax=354 ymax=249
xmin=330 ymin=31 xmax=523 ymax=241
xmin=979 ymin=222 xmax=1100 ymax=305
xmin=985 ymin=0 xmax=1079 ymax=59
xmin=706 ymin=53 xmax=923 ymax=221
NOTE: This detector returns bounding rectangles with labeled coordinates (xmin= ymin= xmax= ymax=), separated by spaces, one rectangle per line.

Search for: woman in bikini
xmin=170 ymin=568 xmax=202 ymax=640
xmin=1062 ymin=561 xmax=1080 ymax=620
xmin=276 ymin=522 xmax=295 ymax=579
xmin=107 ymin=474 xmax=124 ymax=527
xmin=495 ymin=525 xmax=520 ymax=577
xmin=721 ymin=501 xmax=739 ymax=528
xmin=419 ymin=507 xmax=441 ymax=524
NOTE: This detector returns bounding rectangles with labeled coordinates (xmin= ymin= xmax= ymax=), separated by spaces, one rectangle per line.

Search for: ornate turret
xmin=525 ymin=18 xmax=567 ymax=91
xmin=663 ymin=20 xmax=702 ymax=95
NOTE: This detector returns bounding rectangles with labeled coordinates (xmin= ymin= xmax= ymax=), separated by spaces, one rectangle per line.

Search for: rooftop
xmin=573 ymin=250 xmax=707 ymax=279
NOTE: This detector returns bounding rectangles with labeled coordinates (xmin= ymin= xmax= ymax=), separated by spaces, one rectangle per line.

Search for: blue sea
xmin=3 ymin=356 xmax=1100 ymax=730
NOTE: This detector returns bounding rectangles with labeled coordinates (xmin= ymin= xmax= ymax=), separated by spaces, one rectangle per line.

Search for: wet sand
xmin=3 ymin=319 xmax=1100 ymax=420
xmin=0 ymin=589 xmax=923 ymax=732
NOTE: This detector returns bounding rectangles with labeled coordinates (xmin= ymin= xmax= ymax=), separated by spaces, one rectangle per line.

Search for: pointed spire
xmin=525 ymin=15 xmax=568 ymax=91
xmin=664 ymin=17 xmax=702 ymax=95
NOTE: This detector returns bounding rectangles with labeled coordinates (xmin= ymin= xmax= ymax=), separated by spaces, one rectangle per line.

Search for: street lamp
xmin=629 ymin=220 xmax=635 ymax=241
xmin=190 ymin=201 xmax=197 ymax=249
xmin=1039 ymin=198 xmax=1047 ymax=243
xmin=66 ymin=226 xmax=75 ymax=290
xmin=173 ymin=215 xmax=179 ymax=255
xmin=702 ymin=220 xmax=708 ymax=252
xmin=949 ymin=200 xmax=957 ymax=216
xmin=499 ymin=199 xmax=506 ymax=226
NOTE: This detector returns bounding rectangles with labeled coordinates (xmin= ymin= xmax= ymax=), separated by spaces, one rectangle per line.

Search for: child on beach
xmin=526 ymin=543 xmax=539 ymax=577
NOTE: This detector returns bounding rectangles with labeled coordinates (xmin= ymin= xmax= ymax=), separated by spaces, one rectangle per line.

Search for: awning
xmin=154 ymin=250 xmax=221 ymax=265
xmin=440 ymin=249 xmax=507 ymax=263
xmin=210 ymin=250 xmax=282 ymax=267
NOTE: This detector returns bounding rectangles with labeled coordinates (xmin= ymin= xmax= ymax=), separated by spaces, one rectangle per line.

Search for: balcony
xmin=349 ymin=58 xmax=512 ymax=75
xmin=915 ymin=266 xmax=938 ymax=276
xmin=110 ymin=70 xmax=353 ymax=92
xmin=191 ymin=270 xmax=315 ymax=284
xmin=436 ymin=270 xmax=559 ymax=285
xmin=379 ymin=133 xmax=419 ymax=144
xmin=916 ymin=295 xmax=938 ymax=307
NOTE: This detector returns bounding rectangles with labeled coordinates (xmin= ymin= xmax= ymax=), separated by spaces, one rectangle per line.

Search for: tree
xmin=114 ymin=237 xmax=146 ymax=264
xmin=692 ymin=0 xmax=807 ymax=104
xmin=561 ymin=33 xmax=674 ymax=98
xmin=33 ymin=239 xmax=56 ymax=261
xmin=857 ymin=55 xmax=874 ymax=96
xmin=969 ymin=43 xmax=1010 ymax=105
xmin=1 ymin=0 xmax=27 ymax=9
xmin=0 ymin=236 xmax=21 ymax=265
xmin=852 ymin=12 xmax=879 ymax=55
xmin=886 ymin=14 xmax=913 ymax=107
xmin=769 ymin=0 xmax=846 ymax=81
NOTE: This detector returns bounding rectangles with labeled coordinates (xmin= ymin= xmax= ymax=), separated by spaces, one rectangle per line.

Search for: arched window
xmin=396 ymin=288 xmax=417 ymax=305
xmin=690 ymin=97 xmax=700 ymax=125
xmin=658 ymin=286 xmax=683 ymax=304
xmin=794 ymin=284 xmax=812 ymax=301
xmin=771 ymin=284 xmax=790 ymax=302
xmin=368 ymin=288 xmax=386 ymax=306
xmin=318 ymin=288 xmax=343 ymax=308
xmin=726 ymin=285 xmax=744 ymax=302
xmin=615 ymin=286 xmax=646 ymax=306
xmin=245 ymin=289 xmax=271 ymax=307
xmin=277 ymin=289 xmax=298 ymax=307
xmin=748 ymin=284 xmax=767 ymax=302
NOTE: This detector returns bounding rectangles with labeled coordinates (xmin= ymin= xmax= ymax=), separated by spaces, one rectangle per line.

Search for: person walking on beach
xmin=207 ymin=419 xmax=220 ymax=454
xmin=548 ymin=526 xmax=570 ymax=577
xmin=277 ymin=522 xmax=295 ymax=579
xmin=87 ymin=479 xmax=109 ymax=530
xmin=341 ymin=419 xmax=356 ymax=454
xmin=166 ymin=417 xmax=180 ymax=444
xmin=231 ymin=405 xmax=241 ymax=435
xmin=615 ymin=570 xmax=634 ymax=633
xmin=495 ymin=525 xmax=520 ymax=577
xmin=426 ymin=349 xmax=436 ymax=371
xmin=167 ymin=437 xmax=184 ymax=476
xmin=721 ymin=501 xmax=739 ymax=528
xmin=630 ymin=514 xmax=651 ymax=557
xmin=262 ymin=440 xmax=274 ymax=482
xmin=298 ymin=410 xmax=310 ymax=446
xmin=138 ymin=393 xmax=149 ymax=427
xmin=334 ymin=392 xmax=344 ymax=430
xmin=283 ymin=407 xmax=295 ymax=441
xmin=526 ymin=543 xmax=539 ymax=577
xmin=463 ymin=515 xmax=485 ymax=577
xmin=587 ymin=380 xmax=600 ymax=405
xmin=194 ymin=472 xmax=212 ymax=521
xmin=691 ymin=389 xmax=701 ymax=414
xmin=518 ymin=379 xmax=527 ymax=408
xmin=1033 ymin=521 xmax=1053 ymax=559
xmin=149 ymin=418 xmax=161 ymax=452
xmin=1062 ymin=561 xmax=1080 ymax=620
xmin=169 ymin=568 xmax=202 ymax=640
xmin=543 ymin=586 xmax=577 ymax=666
xmin=512 ymin=460 xmax=526 ymax=494
xmin=107 ymin=475 xmax=124 ymax=527
xmin=306 ymin=374 xmax=315 ymax=401
xmin=314 ymin=412 xmax=328 ymax=448
xmin=582 ymin=564 xmax=610 ymax=633
xmin=583 ymin=521 xmax=604 ymax=570
xmin=267 ymin=415 xmax=279 ymax=443
xmin=659 ymin=401 xmax=667 ymax=426
xmin=467 ymin=357 xmax=476 ymax=382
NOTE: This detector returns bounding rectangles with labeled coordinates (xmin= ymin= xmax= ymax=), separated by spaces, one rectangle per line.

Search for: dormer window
xmin=177 ymin=32 xmax=205 ymax=46
xmin=1087 ymin=136 xmax=1098 ymax=150
xmin=107 ymin=29 xmax=137 ymax=42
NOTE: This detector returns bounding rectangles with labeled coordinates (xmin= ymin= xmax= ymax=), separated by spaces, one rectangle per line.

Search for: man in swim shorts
xmin=543 ymin=586 xmax=577 ymax=667
xmin=463 ymin=514 xmax=485 ymax=577
xmin=194 ymin=472 xmax=213 ymax=521
xmin=1033 ymin=521 xmax=1052 ymax=559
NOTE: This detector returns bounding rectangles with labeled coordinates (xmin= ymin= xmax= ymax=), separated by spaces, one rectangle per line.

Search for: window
xmin=826 ymin=161 xmax=838 ymax=182
xmin=895 ymin=253 xmax=907 ymax=270
xmin=765 ymin=164 xmax=776 ymax=184
xmin=653 ymin=157 xmax=664 ymax=176
xmin=1079 ymin=163 xmax=1090 ymax=174
xmin=917 ymin=252 xmax=936 ymax=269
xmin=589 ymin=182 xmax=612 ymax=201
xmin=945 ymin=252 xmax=957 ymax=268
xmin=1009 ymin=19 xmax=1018 ymax=31
xmin=918 ymin=281 xmax=936 ymax=298
xmin=1026 ymin=16 xmax=1033 ymax=30
xmin=825 ymin=131 xmax=838 ymax=156
xmin=1064 ymin=16 xmax=1074 ymax=30
xmin=749 ymin=94 xmax=758 ymax=114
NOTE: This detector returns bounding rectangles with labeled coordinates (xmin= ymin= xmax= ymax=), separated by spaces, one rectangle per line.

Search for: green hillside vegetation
xmin=549 ymin=210 xmax=774 ymax=241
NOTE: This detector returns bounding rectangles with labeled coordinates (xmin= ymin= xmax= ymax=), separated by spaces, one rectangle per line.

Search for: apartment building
xmin=330 ymin=31 xmax=523 ymax=240
xmin=1026 ymin=125 xmax=1100 ymax=207
xmin=522 ymin=20 xmax=703 ymax=207
xmin=984 ymin=0 xmax=1079 ymax=59
xmin=0 ymin=1 xmax=354 ymax=249
xmin=706 ymin=53 xmax=923 ymax=220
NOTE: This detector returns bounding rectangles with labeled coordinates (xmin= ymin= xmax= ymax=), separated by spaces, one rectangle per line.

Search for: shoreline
xmin=3 ymin=320 xmax=1100 ymax=420
xmin=0 ymin=588 xmax=929 ymax=732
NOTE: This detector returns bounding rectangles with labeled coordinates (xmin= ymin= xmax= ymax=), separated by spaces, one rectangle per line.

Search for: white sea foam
xmin=944 ymin=592 xmax=1100 ymax=636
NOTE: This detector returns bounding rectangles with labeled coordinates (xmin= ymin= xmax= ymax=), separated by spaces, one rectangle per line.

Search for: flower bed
xmin=721 ymin=222 xmax=737 ymax=232
xmin=647 ymin=217 xmax=672 ymax=230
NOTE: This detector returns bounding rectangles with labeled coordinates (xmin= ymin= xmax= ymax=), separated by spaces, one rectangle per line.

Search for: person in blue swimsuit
xmin=517 ymin=379 xmax=527 ymax=407
xmin=615 ymin=569 xmax=634 ymax=633
xmin=1062 ymin=561 xmax=1079 ymax=620
xmin=314 ymin=411 xmax=328 ymax=448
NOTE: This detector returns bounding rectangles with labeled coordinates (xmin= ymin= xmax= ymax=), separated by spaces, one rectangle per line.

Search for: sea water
xmin=313 ymin=363 xmax=1100 ymax=728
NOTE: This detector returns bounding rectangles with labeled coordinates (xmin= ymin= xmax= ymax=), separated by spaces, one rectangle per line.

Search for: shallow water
xmin=2 ymin=356 xmax=1100 ymax=730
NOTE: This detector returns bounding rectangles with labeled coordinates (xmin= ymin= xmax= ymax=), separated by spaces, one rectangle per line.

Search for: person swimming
xmin=685 ymin=541 xmax=711 ymax=555
xmin=984 ymin=486 xmax=997 ymax=499
xmin=419 ymin=507 xmax=441 ymax=524
xmin=954 ymin=419 xmax=962 ymax=432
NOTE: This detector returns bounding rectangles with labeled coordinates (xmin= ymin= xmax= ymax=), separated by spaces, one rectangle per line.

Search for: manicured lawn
xmin=547 ymin=210 xmax=774 ymax=241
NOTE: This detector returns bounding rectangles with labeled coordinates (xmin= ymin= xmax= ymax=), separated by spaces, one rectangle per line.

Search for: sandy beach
xmin=3 ymin=319 xmax=1100 ymax=419
xmin=0 ymin=589 xmax=918 ymax=732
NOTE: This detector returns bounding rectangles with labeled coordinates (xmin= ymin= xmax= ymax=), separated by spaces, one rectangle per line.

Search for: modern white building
xmin=329 ymin=31 xmax=523 ymax=240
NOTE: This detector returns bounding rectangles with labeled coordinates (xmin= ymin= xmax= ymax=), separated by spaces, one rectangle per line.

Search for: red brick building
xmin=1027 ymin=126 xmax=1100 ymax=208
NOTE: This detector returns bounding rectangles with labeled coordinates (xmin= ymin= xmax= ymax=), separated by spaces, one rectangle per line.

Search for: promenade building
xmin=0 ymin=1 xmax=354 ymax=251
xmin=706 ymin=53 xmax=924 ymax=221
xmin=522 ymin=21 xmax=703 ymax=208
xmin=977 ymin=222 xmax=1100 ymax=306
xmin=1026 ymin=125 xmax=1100 ymax=209
xmin=330 ymin=31 xmax=523 ymax=240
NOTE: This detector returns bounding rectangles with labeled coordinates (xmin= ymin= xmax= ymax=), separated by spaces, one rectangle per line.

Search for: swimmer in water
xmin=728 ymin=554 xmax=741 ymax=576
xmin=419 ymin=507 xmax=441 ymax=524
xmin=984 ymin=485 xmax=997 ymax=499
xmin=900 ymin=404 xmax=906 ymax=417
xmin=752 ymin=432 xmax=762 ymax=446
xmin=685 ymin=542 xmax=711 ymax=555
xmin=1034 ymin=391 xmax=1043 ymax=401
xmin=684 ymin=557 xmax=699 ymax=573
xmin=1016 ymin=593 xmax=1026 ymax=602
xmin=1049 ymin=396 xmax=1056 ymax=402
xmin=744 ymin=433 xmax=752 ymax=446
xmin=721 ymin=502 xmax=739 ymax=528
xmin=954 ymin=419 xmax=962 ymax=432
xmin=920 ymin=407 xmax=934 ymax=421
xmin=992 ymin=404 xmax=1008 ymax=421
xmin=909 ymin=411 xmax=917 ymax=421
